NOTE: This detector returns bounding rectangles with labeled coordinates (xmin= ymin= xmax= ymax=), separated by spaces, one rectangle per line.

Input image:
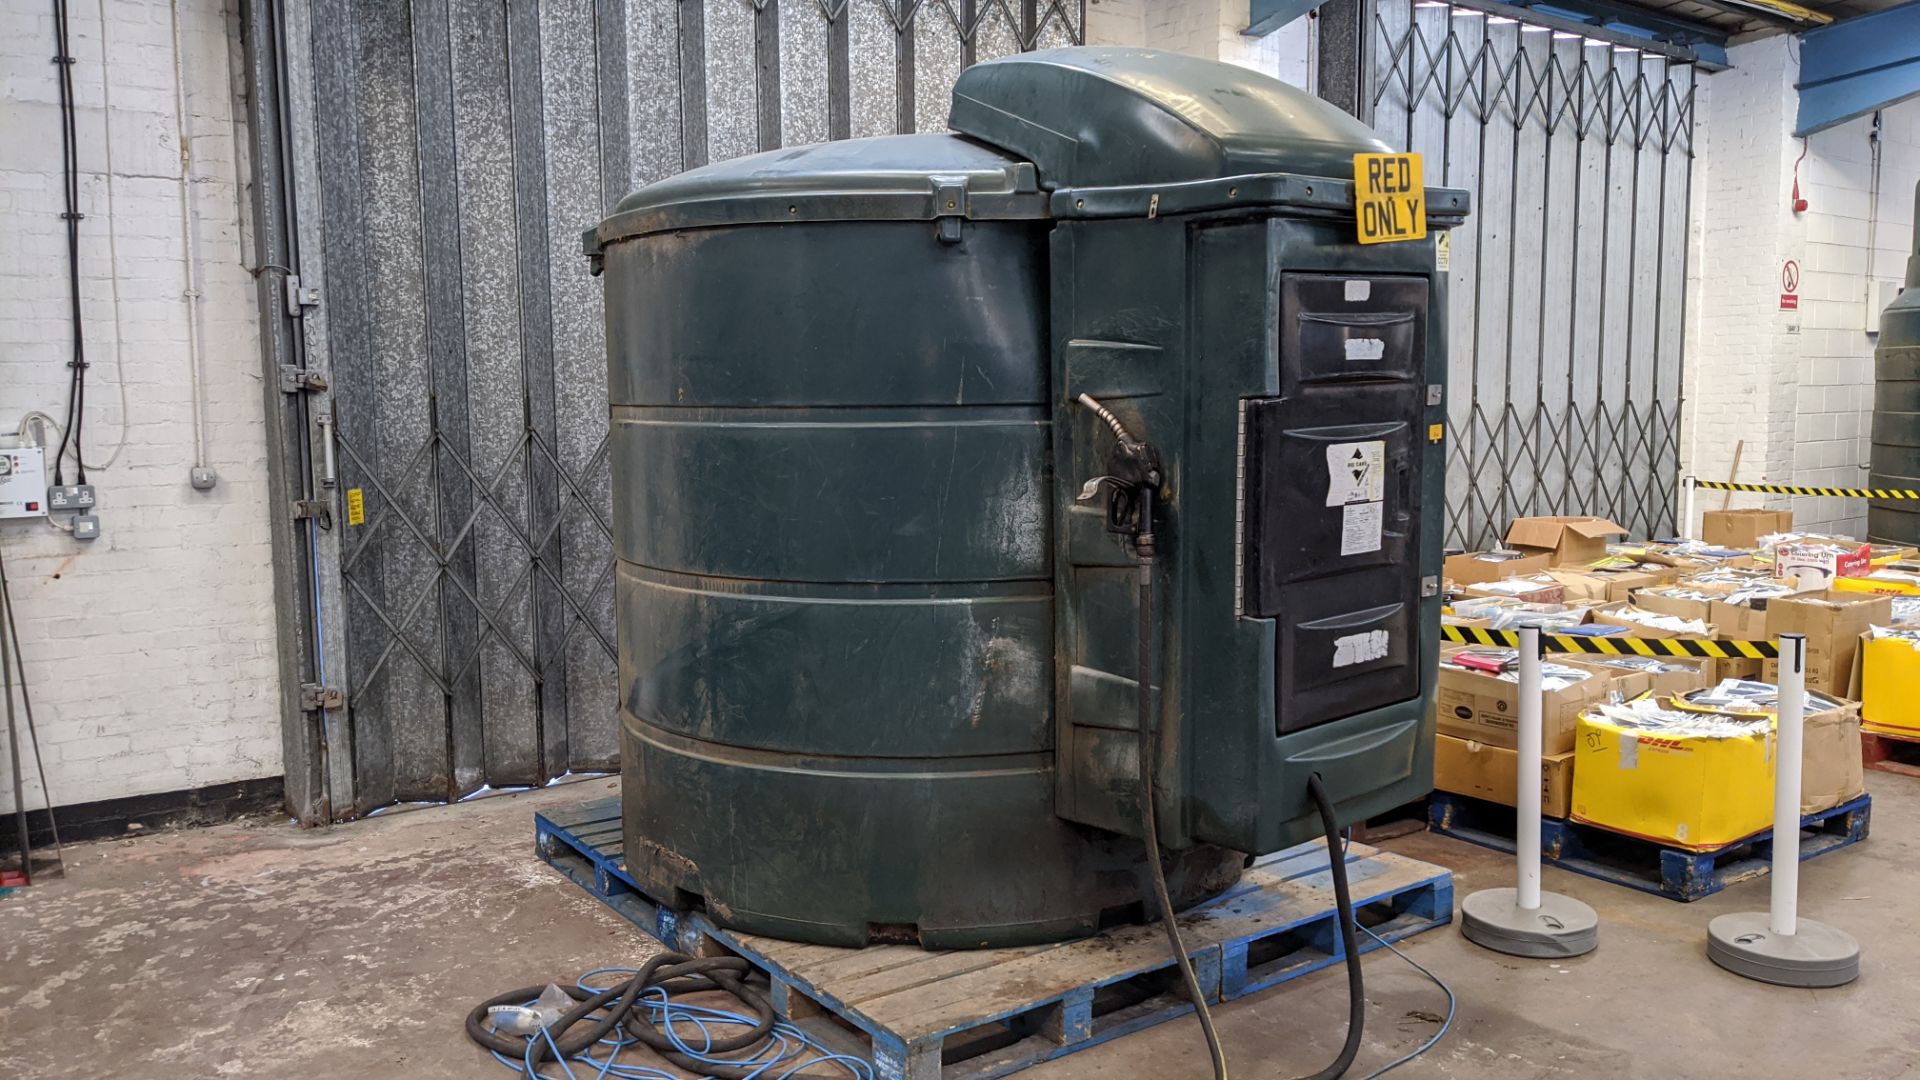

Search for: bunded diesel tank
xmin=588 ymin=48 xmax=1468 ymax=949
xmin=1868 ymin=183 xmax=1920 ymax=544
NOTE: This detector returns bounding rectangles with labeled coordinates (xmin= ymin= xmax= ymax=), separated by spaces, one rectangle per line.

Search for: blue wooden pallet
xmin=1428 ymin=791 xmax=1872 ymax=902
xmin=535 ymin=798 xmax=1453 ymax=1080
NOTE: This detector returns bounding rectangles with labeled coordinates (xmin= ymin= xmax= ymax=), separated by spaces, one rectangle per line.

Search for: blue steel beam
xmin=1795 ymin=0 xmax=1920 ymax=136
xmin=1247 ymin=0 xmax=1335 ymax=36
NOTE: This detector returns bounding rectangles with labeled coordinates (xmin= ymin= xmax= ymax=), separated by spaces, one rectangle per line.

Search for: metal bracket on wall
xmin=291 ymin=498 xmax=330 ymax=521
xmin=1426 ymin=384 xmax=1443 ymax=407
xmin=279 ymin=365 xmax=330 ymax=394
xmin=284 ymin=275 xmax=321 ymax=317
xmin=299 ymin=683 xmax=344 ymax=712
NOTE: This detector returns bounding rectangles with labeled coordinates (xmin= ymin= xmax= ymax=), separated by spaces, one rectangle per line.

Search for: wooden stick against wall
xmin=1721 ymin=440 xmax=1745 ymax=511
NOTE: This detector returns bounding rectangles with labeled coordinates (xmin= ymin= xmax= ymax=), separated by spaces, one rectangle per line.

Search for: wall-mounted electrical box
xmin=0 ymin=446 xmax=48 ymax=519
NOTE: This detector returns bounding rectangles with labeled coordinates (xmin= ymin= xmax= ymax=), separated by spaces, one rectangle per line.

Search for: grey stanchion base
xmin=1460 ymin=887 xmax=1599 ymax=958
xmin=1707 ymin=912 xmax=1861 ymax=988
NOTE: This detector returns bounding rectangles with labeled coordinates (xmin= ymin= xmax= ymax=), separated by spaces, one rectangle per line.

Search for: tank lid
xmin=596 ymin=133 xmax=1048 ymax=244
xmin=949 ymin=47 xmax=1393 ymax=190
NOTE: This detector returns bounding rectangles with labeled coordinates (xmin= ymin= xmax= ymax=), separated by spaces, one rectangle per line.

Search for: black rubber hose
xmin=1294 ymin=773 xmax=1366 ymax=1080
xmin=465 ymin=953 xmax=778 ymax=1078
xmin=1136 ymin=558 xmax=1229 ymax=1080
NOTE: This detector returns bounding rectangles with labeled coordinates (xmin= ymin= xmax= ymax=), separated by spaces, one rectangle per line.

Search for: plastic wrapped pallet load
xmin=1571 ymin=681 xmax=1864 ymax=851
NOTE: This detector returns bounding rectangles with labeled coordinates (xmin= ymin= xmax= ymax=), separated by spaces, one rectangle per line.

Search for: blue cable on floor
xmin=484 ymin=967 xmax=874 ymax=1080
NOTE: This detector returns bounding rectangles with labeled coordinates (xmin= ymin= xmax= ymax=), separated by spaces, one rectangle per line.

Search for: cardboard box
xmin=1628 ymin=588 xmax=1714 ymax=624
xmin=1547 ymin=568 xmax=1662 ymax=604
xmin=1446 ymin=550 xmax=1551 ymax=586
xmin=1774 ymin=540 xmax=1871 ymax=589
xmin=1701 ymin=508 xmax=1793 ymax=549
xmin=1562 ymin=655 xmax=1715 ymax=698
xmin=1571 ymin=701 xmax=1860 ymax=849
xmin=1459 ymin=575 xmax=1565 ymax=605
xmin=1762 ymin=591 xmax=1893 ymax=696
xmin=1589 ymin=602 xmax=1715 ymax=639
xmin=1505 ymin=516 xmax=1629 ymax=566
xmin=1435 ymin=661 xmax=1649 ymax=755
xmin=1434 ymin=734 xmax=1574 ymax=819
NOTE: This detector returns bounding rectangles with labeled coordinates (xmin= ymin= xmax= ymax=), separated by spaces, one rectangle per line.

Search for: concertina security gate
xmin=276 ymin=0 xmax=1085 ymax=821
xmin=1370 ymin=0 xmax=1697 ymax=550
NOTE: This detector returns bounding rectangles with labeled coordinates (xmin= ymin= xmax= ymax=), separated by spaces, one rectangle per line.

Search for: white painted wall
xmin=0 ymin=0 xmax=282 ymax=812
xmin=1684 ymin=35 xmax=1920 ymax=539
xmin=1090 ymin=0 xmax=1315 ymax=89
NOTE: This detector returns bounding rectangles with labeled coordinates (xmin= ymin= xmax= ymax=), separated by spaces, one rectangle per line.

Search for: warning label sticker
xmin=1325 ymin=441 xmax=1386 ymax=507
xmin=1342 ymin=501 xmax=1384 ymax=556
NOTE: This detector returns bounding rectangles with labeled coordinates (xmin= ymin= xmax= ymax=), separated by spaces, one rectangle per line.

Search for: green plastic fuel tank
xmin=1869 ymin=184 xmax=1920 ymax=544
xmin=588 ymin=48 xmax=1467 ymax=949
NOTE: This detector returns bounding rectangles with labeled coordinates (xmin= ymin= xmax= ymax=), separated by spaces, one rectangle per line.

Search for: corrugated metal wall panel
xmin=289 ymin=0 xmax=1085 ymax=820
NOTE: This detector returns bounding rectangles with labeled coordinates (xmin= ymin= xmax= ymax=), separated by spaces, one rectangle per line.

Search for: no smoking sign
xmin=1781 ymin=259 xmax=1799 ymax=311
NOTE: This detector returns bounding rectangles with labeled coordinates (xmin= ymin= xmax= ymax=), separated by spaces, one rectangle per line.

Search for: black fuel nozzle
xmin=1075 ymin=394 xmax=1164 ymax=559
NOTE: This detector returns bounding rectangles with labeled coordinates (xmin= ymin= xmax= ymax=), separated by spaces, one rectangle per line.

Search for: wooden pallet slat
xmin=1862 ymin=724 xmax=1920 ymax=777
xmin=1429 ymin=791 xmax=1871 ymax=903
xmin=534 ymin=797 xmax=1454 ymax=1080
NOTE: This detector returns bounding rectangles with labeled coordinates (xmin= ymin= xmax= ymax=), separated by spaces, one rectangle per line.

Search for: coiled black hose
xmin=464 ymin=952 xmax=776 ymax=1078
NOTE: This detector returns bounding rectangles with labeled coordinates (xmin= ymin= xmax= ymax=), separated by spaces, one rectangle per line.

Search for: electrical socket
xmin=48 ymin=484 xmax=95 ymax=511
xmin=71 ymin=513 xmax=100 ymax=541
xmin=190 ymin=466 xmax=218 ymax=491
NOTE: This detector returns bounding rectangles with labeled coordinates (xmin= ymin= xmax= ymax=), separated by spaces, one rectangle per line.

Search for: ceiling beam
xmin=1522 ymin=0 xmax=1731 ymax=44
xmin=1795 ymin=0 xmax=1920 ymax=135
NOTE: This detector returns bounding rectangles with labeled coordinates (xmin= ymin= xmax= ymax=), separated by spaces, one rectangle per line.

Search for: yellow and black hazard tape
xmin=1689 ymin=478 xmax=1920 ymax=500
xmin=1440 ymin=624 xmax=1778 ymax=658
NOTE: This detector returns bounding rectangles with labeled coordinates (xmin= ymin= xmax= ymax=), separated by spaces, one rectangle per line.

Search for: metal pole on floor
xmin=1706 ymin=634 xmax=1861 ymax=986
xmin=1460 ymin=626 xmax=1599 ymax=957
xmin=1682 ymin=475 xmax=1697 ymax=541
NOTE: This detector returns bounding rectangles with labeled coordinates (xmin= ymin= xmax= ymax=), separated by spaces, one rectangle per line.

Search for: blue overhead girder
xmin=1796 ymin=0 xmax=1920 ymax=136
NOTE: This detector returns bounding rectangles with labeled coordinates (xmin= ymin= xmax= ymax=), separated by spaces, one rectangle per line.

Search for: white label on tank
xmin=1344 ymin=337 xmax=1386 ymax=361
xmin=1333 ymin=629 xmax=1390 ymax=668
xmin=1344 ymin=279 xmax=1371 ymax=302
xmin=1437 ymin=232 xmax=1452 ymax=272
xmin=1325 ymin=441 xmax=1386 ymax=507
xmin=1342 ymin=501 xmax=1383 ymax=556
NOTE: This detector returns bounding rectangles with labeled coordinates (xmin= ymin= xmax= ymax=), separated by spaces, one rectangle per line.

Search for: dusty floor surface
xmin=0 ymin=773 xmax=1916 ymax=1079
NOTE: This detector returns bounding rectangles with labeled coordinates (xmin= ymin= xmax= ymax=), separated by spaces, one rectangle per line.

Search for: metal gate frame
xmin=242 ymin=0 xmax=1086 ymax=824
xmin=1369 ymin=0 xmax=1698 ymax=550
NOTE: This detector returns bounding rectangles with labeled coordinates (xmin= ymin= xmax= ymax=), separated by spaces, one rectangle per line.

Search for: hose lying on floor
xmin=465 ymin=953 xmax=872 ymax=1078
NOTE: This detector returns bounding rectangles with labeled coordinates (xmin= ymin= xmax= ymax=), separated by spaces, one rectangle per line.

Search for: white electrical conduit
xmin=63 ymin=0 xmax=134 ymax=474
xmin=168 ymin=0 xmax=210 ymax=470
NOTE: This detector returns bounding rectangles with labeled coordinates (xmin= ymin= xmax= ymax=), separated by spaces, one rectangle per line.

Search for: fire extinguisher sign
xmin=1781 ymin=259 xmax=1800 ymax=310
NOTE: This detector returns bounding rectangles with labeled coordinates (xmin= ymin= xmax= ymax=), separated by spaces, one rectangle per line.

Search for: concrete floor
xmin=1 ymin=775 xmax=1916 ymax=1079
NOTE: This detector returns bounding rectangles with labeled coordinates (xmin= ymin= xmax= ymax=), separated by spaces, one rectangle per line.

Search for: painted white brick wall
xmin=1686 ymin=34 xmax=1920 ymax=538
xmin=0 ymin=0 xmax=282 ymax=812
xmin=1096 ymin=0 xmax=1314 ymax=89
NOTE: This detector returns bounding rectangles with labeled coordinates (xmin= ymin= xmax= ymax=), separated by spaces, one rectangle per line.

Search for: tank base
xmin=1707 ymin=912 xmax=1860 ymax=987
xmin=1460 ymin=888 xmax=1598 ymax=958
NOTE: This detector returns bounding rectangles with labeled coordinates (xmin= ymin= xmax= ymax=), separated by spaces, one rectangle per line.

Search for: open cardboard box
xmin=1435 ymin=653 xmax=1650 ymax=755
xmin=1434 ymin=735 xmax=1574 ymax=818
xmin=1506 ymin=516 xmax=1629 ymax=566
xmin=1701 ymin=508 xmax=1792 ymax=549
xmin=1445 ymin=550 xmax=1551 ymax=586
xmin=1763 ymin=590 xmax=1893 ymax=697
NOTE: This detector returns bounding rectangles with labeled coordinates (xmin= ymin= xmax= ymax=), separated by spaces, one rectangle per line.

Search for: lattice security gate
xmin=1370 ymin=1 xmax=1696 ymax=549
xmin=266 ymin=0 xmax=1084 ymax=821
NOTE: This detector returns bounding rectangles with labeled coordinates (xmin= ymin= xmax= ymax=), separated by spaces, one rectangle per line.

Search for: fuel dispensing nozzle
xmin=1073 ymin=393 xmax=1164 ymax=558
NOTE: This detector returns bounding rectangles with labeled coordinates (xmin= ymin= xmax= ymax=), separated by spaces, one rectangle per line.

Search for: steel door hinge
xmin=300 ymin=683 xmax=343 ymax=711
xmin=280 ymin=365 xmax=330 ymax=393
xmin=284 ymin=275 xmax=321 ymax=317
xmin=1426 ymin=384 xmax=1444 ymax=407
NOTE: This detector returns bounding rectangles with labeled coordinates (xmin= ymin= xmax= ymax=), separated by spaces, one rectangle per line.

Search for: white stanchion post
xmin=1682 ymin=475 xmax=1697 ymax=541
xmin=1771 ymin=634 xmax=1804 ymax=938
xmin=1459 ymin=625 xmax=1597 ymax=957
xmin=1706 ymin=632 xmax=1859 ymax=986
xmin=1515 ymin=626 xmax=1543 ymax=912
